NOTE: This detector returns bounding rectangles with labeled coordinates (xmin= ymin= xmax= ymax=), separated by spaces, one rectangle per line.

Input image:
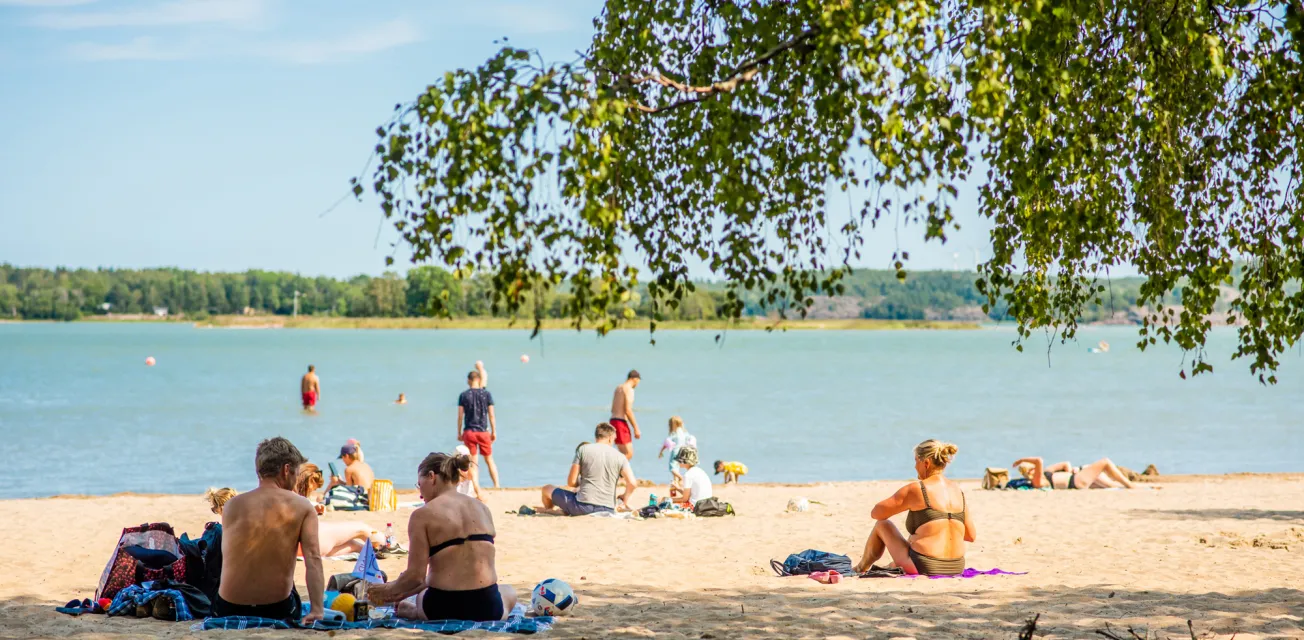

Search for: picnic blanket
xmin=107 ymin=584 xmax=198 ymax=621
xmin=907 ymin=567 xmax=1026 ymax=579
xmin=191 ymin=603 xmax=553 ymax=634
xmin=859 ymin=567 xmax=1026 ymax=579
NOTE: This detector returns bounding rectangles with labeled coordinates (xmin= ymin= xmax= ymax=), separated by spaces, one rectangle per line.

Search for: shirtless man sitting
xmin=217 ymin=437 xmax=325 ymax=623
xmin=329 ymin=441 xmax=375 ymax=491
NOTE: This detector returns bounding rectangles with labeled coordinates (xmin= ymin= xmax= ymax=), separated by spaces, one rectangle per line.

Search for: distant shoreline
xmin=8 ymin=314 xmax=983 ymax=331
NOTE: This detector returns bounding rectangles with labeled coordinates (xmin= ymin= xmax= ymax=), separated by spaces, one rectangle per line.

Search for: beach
xmin=1 ymin=474 xmax=1301 ymax=639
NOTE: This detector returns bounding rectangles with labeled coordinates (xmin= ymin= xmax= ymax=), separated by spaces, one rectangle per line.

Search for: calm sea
xmin=0 ymin=323 xmax=1299 ymax=499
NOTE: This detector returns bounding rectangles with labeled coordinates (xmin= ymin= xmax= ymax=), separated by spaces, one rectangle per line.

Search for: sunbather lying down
xmin=295 ymin=463 xmax=388 ymax=556
xmin=1014 ymin=456 xmax=1134 ymax=490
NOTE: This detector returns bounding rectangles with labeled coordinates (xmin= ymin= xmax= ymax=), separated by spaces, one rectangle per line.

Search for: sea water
xmin=0 ymin=323 xmax=1299 ymax=499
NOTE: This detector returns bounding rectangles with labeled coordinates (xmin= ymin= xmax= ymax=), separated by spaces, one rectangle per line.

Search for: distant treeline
xmin=0 ymin=263 xmax=1156 ymax=322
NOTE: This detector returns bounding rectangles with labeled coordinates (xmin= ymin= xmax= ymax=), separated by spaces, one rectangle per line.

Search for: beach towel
xmin=905 ymin=568 xmax=1026 ymax=579
xmin=107 ymin=583 xmax=203 ymax=620
xmin=858 ymin=567 xmax=1026 ymax=579
xmin=192 ymin=603 xmax=552 ymax=634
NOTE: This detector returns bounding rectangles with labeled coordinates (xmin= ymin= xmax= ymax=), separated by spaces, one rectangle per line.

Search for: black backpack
xmin=770 ymin=549 xmax=853 ymax=576
xmin=179 ymin=522 xmax=223 ymax=601
xmin=692 ymin=497 xmax=735 ymax=517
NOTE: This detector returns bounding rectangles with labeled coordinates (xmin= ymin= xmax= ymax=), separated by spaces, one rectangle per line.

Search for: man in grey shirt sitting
xmin=541 ymin=423 xmax=636 ymax=515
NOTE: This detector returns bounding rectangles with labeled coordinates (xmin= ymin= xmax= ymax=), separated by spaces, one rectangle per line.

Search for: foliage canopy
xmin=361 ymin=0 xmax=1304 ymax=381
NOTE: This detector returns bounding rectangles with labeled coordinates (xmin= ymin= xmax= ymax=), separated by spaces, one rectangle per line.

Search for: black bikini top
xmin=905 ymin=481 xmax=966 ymax=535
xmin=428 ymin=533 xmax=494 ymax=557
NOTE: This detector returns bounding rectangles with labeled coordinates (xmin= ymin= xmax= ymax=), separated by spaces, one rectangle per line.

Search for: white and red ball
xmin=530 ymin=578 xmax=576 ymax=616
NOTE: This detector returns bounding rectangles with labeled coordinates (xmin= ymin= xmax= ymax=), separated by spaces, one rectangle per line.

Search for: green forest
xmin=0 ymin=263 xmax=1157 ymax=323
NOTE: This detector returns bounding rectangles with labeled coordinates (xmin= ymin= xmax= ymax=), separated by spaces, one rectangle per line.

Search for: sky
xmin=0 ymin=0 xmax=997 ymax=279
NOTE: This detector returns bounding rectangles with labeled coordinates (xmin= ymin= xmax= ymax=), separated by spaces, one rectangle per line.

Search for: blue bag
xmin=770 ymin=549 xmax=853 ymax=576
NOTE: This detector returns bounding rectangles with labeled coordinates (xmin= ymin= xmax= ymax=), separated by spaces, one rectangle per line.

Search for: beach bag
xmin=325 ymin=485 xmax=369 ymax=511
xmin=692 ymin=497 xmax=735 ymax=518
xmin=982 ymin=467 xmax=1009 ymax=490
xmin=96 ymin=523 xmax=188 ymax=602
xmin=770 ymin=549 xmax=853 ymax=576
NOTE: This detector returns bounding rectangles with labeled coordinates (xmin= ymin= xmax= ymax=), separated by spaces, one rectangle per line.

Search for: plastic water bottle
xmin=385 ymin=523 xmax=396 ymax=548
xmin=648 ymin=494 xmax=658 ymax=507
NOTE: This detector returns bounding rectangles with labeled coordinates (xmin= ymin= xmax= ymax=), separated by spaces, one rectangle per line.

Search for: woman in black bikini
xmin=852 ymin=439 xmax=976 ymax=576
xmin=1013 ymin=456 xmax=1135 ymax=490
xmin=368 ymin=452 xmax=518 ymax=621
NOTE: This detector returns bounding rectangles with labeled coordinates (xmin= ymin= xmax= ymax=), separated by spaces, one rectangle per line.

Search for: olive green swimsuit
xmin=904 ymin=481 xmax=966 ymax=576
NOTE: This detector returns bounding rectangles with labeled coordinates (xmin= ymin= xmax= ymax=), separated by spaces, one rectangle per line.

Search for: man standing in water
xmin=301 ymin=365 xmax=320 ymax=412
xmin=457 ymin=361 xmax=499 ymax=488
xmin=217 ymin=437 xmax=324 ymax=622
xmin=609 ymin=370 xmax=641 ymax=460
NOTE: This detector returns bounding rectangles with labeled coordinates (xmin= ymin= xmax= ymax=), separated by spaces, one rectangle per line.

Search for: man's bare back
xmin=220 ymin=486 xmax=318 ymax=606
xmin=345 ymin=460 xmax=375 ymax=490
xmin=301 ymin=373 xmax=319 ymax=394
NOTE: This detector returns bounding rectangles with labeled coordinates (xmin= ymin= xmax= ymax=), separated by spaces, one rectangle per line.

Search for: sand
xmin=1 ymin=475 xmax=1301 ymax=639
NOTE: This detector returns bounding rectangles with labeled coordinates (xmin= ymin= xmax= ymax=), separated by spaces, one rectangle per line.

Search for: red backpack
xmin=96 ymin=522 xmax=188 ymax=602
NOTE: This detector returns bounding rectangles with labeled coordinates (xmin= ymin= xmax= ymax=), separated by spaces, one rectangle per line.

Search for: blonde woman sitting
xmin=853 ymin=440 xmax=976 ymax=576
xmin=205 ymin=487 xmax=238 ymax=516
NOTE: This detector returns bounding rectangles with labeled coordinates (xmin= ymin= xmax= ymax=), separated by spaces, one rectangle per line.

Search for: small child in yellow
xmin=713 ymin=460 xmax=747 ymax=484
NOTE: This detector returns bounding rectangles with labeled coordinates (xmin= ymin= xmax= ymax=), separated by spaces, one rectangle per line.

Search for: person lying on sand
xmin=853 ymin=439 xmax=977 ymax=577
xmin=540 ymin=423 xmax=636 ymax=516
xmin=368 ymin=452 xmax=518 ymax=622
xmin=1013 ymin=456 xmax=1135 ymax=490
xmin=216 ymin=437 xmax=325 ymax=623
xmin=294 ymin=463 xmax=389 ymax=556
xmin=205 ymin=487 xmax=238 ymax=516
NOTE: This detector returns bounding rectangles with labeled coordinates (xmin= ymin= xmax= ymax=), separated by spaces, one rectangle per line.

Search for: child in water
xmin=714 ymin=460 xmax=748 ymax=484
xmin=658 ymin=416 xmax=697 ymax=483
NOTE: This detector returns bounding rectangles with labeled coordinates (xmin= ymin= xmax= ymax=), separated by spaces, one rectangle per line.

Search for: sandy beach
xmin=1 ymin=475 xmax=1301 ymax=639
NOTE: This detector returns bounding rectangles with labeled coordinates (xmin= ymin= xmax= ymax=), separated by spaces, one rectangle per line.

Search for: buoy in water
xmin=145 ymin=356 xmax=156 ymax=366
xmin=520 ymin=354 xmax=530 ymax=364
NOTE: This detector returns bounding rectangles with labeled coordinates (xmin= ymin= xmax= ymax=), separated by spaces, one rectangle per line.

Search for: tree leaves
xmin=360 ymin=0 xmax=1303 ymax=381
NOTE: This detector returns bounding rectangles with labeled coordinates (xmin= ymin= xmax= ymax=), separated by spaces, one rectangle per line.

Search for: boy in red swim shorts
xmin=457 ymin=362 xmax=499 ymax=488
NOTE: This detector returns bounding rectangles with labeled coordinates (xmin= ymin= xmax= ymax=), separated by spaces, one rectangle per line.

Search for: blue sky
xmin=0 ymin=0 xmax=995 ymax=278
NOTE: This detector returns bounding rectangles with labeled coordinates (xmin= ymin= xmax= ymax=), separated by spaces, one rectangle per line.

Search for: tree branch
xmin=627 ymin=27 xmax=821 ymax=115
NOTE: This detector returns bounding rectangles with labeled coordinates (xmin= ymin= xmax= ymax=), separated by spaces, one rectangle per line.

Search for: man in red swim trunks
xmin=609 ymin=370 xmax=641 ymax=460
xmin=300 ymin=365 xmax=320 ymax=412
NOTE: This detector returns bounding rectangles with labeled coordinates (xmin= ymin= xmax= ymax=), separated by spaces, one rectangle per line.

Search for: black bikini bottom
xmin=421 ymin=584 xmax=504 ymax=622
